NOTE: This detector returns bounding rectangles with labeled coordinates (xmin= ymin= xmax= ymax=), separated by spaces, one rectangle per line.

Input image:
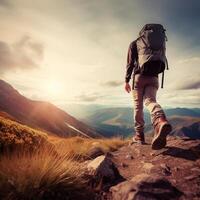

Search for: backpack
xmin=136 ymin=24 xmax=168 ymax=88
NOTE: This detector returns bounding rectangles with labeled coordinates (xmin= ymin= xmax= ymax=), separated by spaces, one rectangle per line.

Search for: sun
xmin=43 ymin=80 xmax=64 ymax=96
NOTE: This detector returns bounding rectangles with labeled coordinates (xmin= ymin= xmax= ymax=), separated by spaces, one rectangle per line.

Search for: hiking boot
xmin=131 ymin=133 xmax=145 ymax=145
xmin=152 ymin=116 xmax=172 ymax=150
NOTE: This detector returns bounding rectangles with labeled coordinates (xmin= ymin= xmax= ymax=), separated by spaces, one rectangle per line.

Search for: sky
xmin=0 ymin=0 xmax=200 ymax=110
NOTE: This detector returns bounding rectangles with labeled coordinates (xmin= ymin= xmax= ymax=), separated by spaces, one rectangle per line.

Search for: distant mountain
xmin=67 ymin=105 xmax=200 ymax=121
xmin=165 ymin=108 xmax=200 ymax=118
xmin=181 ymin=122 xmax=200 ymax=139
xmin=62 ymin=104 xmax=110 ymax=120
xmin=0 ymin=80 xmax=100 ymax=138
xmin=81 ymin=107 xmax=200 ymax=137
xmin=80 ymin=107 xmax=149 ymax=137
xmin=170 ymin=119 xmax=200 ymax=139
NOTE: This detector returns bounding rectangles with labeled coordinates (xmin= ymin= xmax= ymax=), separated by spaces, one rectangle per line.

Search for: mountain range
xmin=80 ymin=107 xmax=200 ymax=138
xmin=0 ymin=79 xmax=199 ymax=139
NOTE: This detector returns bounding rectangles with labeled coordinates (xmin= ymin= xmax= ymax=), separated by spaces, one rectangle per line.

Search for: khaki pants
xmin=132 ymin=74 xmax=165 ymax=134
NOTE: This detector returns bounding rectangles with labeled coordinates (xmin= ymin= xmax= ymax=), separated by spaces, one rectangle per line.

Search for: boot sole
xmin=151 ymin=123 xmax=172 ymax=150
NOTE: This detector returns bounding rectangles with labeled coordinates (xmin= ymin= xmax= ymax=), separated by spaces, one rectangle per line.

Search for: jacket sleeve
xmin=125 ymin=41 xmax=138 ymax=83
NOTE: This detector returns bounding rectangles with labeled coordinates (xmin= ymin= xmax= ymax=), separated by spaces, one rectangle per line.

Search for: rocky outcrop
xmin=91 ymin=136 xmax=200 ymax=199
xmin=110 ymin=175 xmax=183 ymax=200
xmin=86 ymin=153 xmax=125 ymax=192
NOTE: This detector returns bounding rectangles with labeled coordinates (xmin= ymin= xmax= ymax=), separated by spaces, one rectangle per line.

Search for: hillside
xmin=0 ymin=80 xmax=100 ymax=138
xmin=0 ymin=115 xmax=127 ymax=200
xmin=171 ymin=120 xmax=200 ymax=139
xmin=0 ymin=115 xmax=50 ymax=148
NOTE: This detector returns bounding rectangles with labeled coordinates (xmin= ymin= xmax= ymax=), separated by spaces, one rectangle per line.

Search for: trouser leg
xmin=132 ymin=88 xmax=145 ymax=134
xmin=143 ymin=78 xmax=172 ymax=149
xmin=143 ymin=84 xmax=165 ymax=123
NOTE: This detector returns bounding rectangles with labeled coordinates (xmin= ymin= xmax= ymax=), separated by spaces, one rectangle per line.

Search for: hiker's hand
xmin=125 ymin=83 xmax=131 ymax=93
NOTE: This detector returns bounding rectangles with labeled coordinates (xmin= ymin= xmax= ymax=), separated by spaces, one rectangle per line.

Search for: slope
xmin=0 ymin=80 xmax=100 ymax=138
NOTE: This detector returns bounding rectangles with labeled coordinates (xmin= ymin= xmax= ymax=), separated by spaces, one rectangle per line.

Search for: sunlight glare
xmin=44 ymin=80 xmax=64 ymax=96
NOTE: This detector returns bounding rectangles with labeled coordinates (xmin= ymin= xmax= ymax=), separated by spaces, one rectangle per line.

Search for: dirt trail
xmin=107 ymin=136 xmax=200 ymax=199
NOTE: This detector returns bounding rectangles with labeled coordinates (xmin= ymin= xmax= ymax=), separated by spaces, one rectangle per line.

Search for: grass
xmin=54 ymin=136 xmax=127 ymax=160
xmin=0 ymin=116 xmax=127 ymax=199
xmin=0 ymin=145 xmax=94 ymax=200
xmin=0 ymin=116 xmax=48 ymax=152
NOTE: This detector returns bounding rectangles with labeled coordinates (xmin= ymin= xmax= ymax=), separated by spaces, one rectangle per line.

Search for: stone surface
xmin=125 ymin=154 xmax=134 ymax=160
xmin=142 ymin=162 xmax=154 ymax=173
xmin=160 ymin=163 xmax=172 ymax=176
xmin=87 ymin=154 xmax=124 ymax=192
xmin=87 ymin=155 xmax=106 ymax=170
xmin=103 ymin=136 xmax=200 ymax=200
xmin=110 ymin=175 xmax=183 ymax=200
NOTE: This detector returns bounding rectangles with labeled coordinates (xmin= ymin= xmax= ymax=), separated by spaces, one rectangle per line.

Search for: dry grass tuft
xmin=0 ymin=144 xmax=94 ymax=200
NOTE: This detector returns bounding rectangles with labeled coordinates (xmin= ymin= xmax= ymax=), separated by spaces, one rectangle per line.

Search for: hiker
xmin=124 ymin=24 xmax=172 ymax=150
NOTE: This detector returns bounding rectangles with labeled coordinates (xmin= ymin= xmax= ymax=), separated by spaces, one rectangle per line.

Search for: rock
xmin=121 ymin=162 xmax=128 ymax=168
xmin=131 ymin=173 xmax=150 ymax=182
xmin=150 ymin=152 xmax=155 ymax=156
xmin=191 ymin=167 xmax=200 ymax=172
xmin=125 ymin=154 xmax=134 ymax=160
xmin=143 ymin=162 xmax=154 ymax=173
xmin=174 ymin=167 xmax=180 ymax=172
xmin=184 ymin=175 xmax=198 ymax=181
xmin=87 ymin=155 xmax=124 ymax=191
xmin=171 ymin=179 xmax=177 ymax=184
xmin=87 ymin=155 xmax=105 ymax=171
xmin=110 ymin=175 xmax=183 ymax=200
xmin=161 ymin=164 xmax=171 ymax=176
xmin=87 ymin=146 xmax=105 ymax=159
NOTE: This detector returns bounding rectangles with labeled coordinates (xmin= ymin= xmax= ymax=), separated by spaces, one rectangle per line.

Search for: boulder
xmin=87 ymin=154 xmax=124 ymax=191
xmin=110 ymin=175 xmax=183 ymax=200
xmin=87 ymin=155 xmax=106 ymax=171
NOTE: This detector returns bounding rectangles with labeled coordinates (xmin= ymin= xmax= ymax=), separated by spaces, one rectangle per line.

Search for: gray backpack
xmin=136 ymin=24 xmax=168 ymax=88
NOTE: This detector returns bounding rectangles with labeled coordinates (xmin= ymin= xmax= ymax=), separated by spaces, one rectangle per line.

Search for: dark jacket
xmin=125 ymin=40 xmax=140 ymax=83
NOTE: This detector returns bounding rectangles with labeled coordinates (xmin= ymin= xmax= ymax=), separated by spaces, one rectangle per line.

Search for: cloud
xmin=175 ymin=78 xmax=200 ymax=90
xmin=101 ymin=80 xmax=123 ymax=87
xmin=0 ymin=0 xmax=10 ymax=7
xmin=158 ymin=88 xmax=200 ymax=108
xmin=75 ymin=92 xmax=105 ymax=102
xmin=0 ymin=35 xmax=44 ymax=74
xmin=177 ymin=57 xmax=200 ymax=64
xmin=0 ymin=0 xmax=200 ymax=109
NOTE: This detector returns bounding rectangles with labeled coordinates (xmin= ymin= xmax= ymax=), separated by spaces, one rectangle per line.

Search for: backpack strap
xmin=161 ymin=71 xmax=164 ymax=89
xmin=161 ymin=58 xmax=169 ymax=89
xmin=166 ymin=58 xmax=169 ymax=70
xmin=132 ymin=73 xmax=135 ymax=90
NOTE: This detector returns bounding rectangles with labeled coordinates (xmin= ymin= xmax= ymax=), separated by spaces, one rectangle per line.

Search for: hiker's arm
xmin=125 ymin=41 xmax=138 ymax=93
xmin=125 ymin=42 xmax=137 ymax=83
